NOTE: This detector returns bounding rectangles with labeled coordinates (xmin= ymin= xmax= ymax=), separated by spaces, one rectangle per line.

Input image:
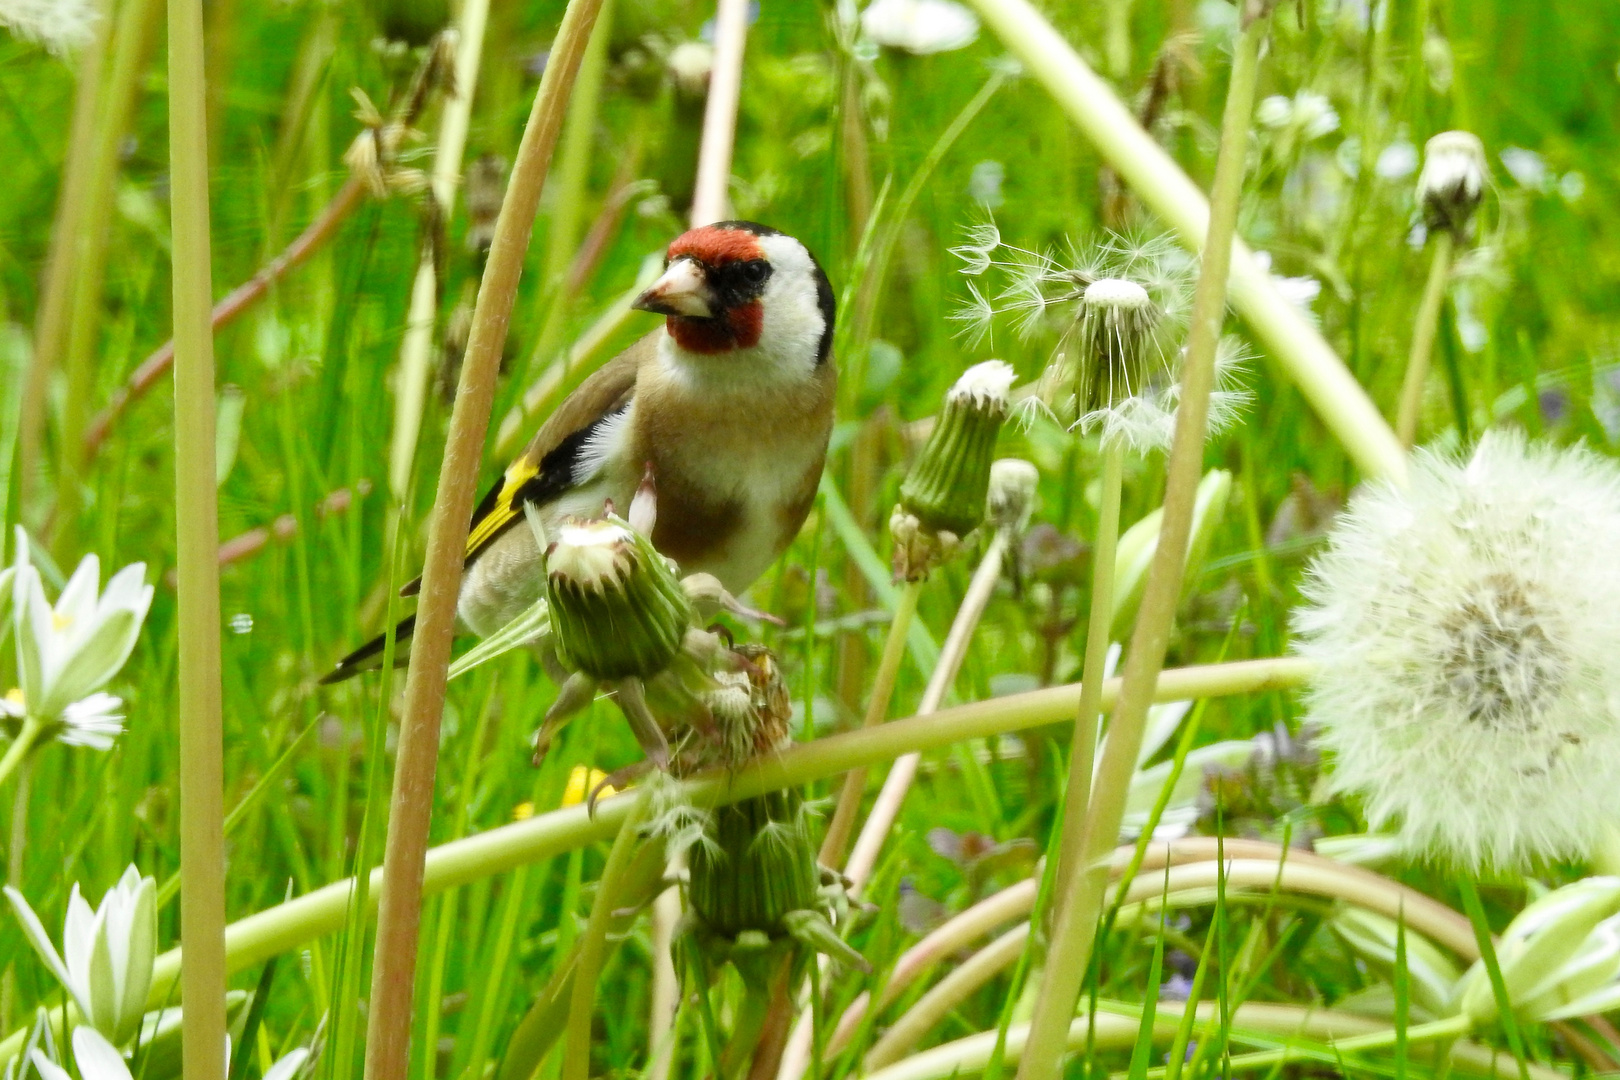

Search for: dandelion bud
xmin=545 ymin=519 xmax=691 ymax=682
xmin=986 ymin=458 xmax=1039 ymax=534
xmin=1417 ymin=130 xmax=1486 ymax=240
xmin=1295 ymin=432 xmax=1620 ymax=871
xmin=686 ymin=788 xmax=869 ymax=981
xmin=666 ymin=41 xmax=714 ymax=99
xmin=1074 ymin=278 xmax=1160 ymax=414
xmin=893 ymin=361 xmax=1015 ymax=581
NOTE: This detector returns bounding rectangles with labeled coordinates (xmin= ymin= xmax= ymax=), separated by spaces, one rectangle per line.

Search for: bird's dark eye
xmin=741 ymin=260 xmax=770 ymax=285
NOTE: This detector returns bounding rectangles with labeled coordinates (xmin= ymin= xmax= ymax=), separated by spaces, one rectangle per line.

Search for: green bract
xmin=545 ymin=518 xmax=691 ymax=682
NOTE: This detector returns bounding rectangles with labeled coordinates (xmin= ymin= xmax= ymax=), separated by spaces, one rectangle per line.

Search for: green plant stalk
xmin=844 ymin=528 xmax=1010 ymax=889
xmin=0 ymin=717 xmax=45 ymax=793
xmin=561 ymin=793 xmax=646 ymax=1080
xmin=1015 ymin=16 xmax=1269 ymax=1080
xmin=494 ymin=837 xmax=669 ymax=1080
xmin=690 ymin=0 xmax=749 ymax=224
xmin=18 ymin=0 xmax=110 ymax=521
xmin=1051 ymin=440 xmax=1124 ymax=911
xmin=1395 ymin=231 xmax=1455 ymax=449
xmin=361 ymin=0 xmax=607 ymax=1075
xmin=169 ymin=0 xmax=227 ymax=1065
xmin=52 ymin=0 xmax=164 ymax=543
xmin=858 ymin=1004 xmax=1559 ymax=1080
xmin=819 ymin=579 xmax=923 ymax=869
xmin=519 ymin=0 xmax=615 ymax=388
xmin=0 ymin=654 xmax=1313 ymax=1072
xmin=842 ymin=70 xmax=1004 ymax=405
xmin=387 ymin=0 xmax=492 ymax=500
xmin=1131 ymin=1015 xmax=1476 ymax=1080
xmin=960 ymin=0 xmax=1406 ymax=487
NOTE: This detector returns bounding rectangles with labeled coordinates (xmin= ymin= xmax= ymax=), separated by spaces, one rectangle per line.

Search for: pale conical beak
xmin=632 ymin=259 xmax=715 ymax=318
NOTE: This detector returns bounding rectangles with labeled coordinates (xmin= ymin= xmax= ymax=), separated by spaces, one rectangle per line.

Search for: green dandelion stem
xmin=562 ymin=791 xmax=648 ymax=1080
xmin=1050 ymin=439 xmax=1124 ymax=912
xmin=1396 ymin=230 xmax=1456 ymax=449
xmin=1017 ymin=12 xmax=1271 ymax=1080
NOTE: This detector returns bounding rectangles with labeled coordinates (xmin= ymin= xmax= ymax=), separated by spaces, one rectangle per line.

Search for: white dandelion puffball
xmin=1295 ymin=431 xmax=1620 ymax=871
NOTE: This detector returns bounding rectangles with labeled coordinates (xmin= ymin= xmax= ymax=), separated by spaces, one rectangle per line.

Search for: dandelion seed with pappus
xmin=952 ymin=227 xmax=1248 ymax=452
xmin=1295 ymin=431 xmax=1620 ymax=872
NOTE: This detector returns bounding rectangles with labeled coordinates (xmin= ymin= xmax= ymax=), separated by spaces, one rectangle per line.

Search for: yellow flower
xmin=561 ymin=765 xmax=616 ymax=809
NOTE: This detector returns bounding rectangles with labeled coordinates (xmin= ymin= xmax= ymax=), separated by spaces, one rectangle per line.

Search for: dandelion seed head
xmin=1294 ymin=431 xmax=1620 ymax=872
xmin=0 ymin=0 xmax=98 ymax=56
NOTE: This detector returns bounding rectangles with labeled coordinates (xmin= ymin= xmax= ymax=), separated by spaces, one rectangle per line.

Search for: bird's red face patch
xmin=667 ymin=225 xmax=763 ymax=266
xmin=663 ymin=225 xmax=768 ymax=353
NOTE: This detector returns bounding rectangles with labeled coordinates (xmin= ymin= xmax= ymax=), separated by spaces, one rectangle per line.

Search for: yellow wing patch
xmin=466 ymin=458 xmax=540 ymax=559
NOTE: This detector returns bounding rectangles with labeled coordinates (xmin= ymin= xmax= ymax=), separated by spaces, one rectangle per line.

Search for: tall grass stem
xmin=388 ymin=3 xmax=492 ymax=500
xmin=19 ymin=0 xmax=110 ymax=521
xmin=690 ymin=0 xmax=749 ymax=225
xmin=168 ymin=0 xmax=229 ymax=1064
xmin=819 ymin=579 xmax=923 ymax=869
xmin=361 ymin=0 xmax=606 ymax=1074
xmin=1015 ymin=14 xmax=1269 ymax=1078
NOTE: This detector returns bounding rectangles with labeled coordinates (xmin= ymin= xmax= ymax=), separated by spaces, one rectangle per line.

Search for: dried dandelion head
xmin=951 ymin=226 xmax=1247 ymax=452
xmin=1294 ymin=431 xmax=1620 ymax=872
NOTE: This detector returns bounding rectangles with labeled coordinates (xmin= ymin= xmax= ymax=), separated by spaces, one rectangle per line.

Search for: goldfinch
xmin=322 ymin=220 xmax=837 ymax=683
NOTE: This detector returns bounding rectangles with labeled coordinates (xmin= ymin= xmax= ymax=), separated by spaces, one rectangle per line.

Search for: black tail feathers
xmin=319 ymin=614 xmax=418 ymax=684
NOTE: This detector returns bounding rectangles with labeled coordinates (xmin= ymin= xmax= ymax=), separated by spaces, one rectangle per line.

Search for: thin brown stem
xmin=81 ymin=176 xmax=367 ymax=460
xmin=360 ymin=0 xmax=606 ymax=1074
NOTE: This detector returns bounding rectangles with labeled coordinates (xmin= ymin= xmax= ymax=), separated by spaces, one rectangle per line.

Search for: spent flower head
xmin=1417 ymin=130 xmax=1487 ymax=241
xmin=519 ymin=485 xmax=798 ymax=776
xmin=1295 ymin=431 xmax=1620 ymax=872
xmin=951 ymin=227 xmax=1247 ymax=452
xmin=5 ymin=866 xmax=156 ymax=1047
xmin=892 ymin=360 xmax=1015 ymax=581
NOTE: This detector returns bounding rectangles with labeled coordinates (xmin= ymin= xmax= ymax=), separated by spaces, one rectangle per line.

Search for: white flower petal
xmin=71 ymin=1026 xmax=133 ymax=1080
xmin=264 ymin=1047 xmax=313 ymax=1080
xmin=28 ymin=1048 xmax=73 ymax=1080
xmin=3 ymin=885 xmax=75 ymax=994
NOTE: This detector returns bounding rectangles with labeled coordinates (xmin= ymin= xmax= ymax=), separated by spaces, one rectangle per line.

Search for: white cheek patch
xmin=572 ymin=405 xmax=634 ymax=487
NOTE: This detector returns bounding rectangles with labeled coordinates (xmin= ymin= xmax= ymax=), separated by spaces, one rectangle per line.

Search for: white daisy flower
xmin=0 ymin=0 xmax=98 ymax=57
xmin=12 ymin=527 xmax=152 ymax=723
xmin=1295 ymin=432 xmax=1620 ymax=871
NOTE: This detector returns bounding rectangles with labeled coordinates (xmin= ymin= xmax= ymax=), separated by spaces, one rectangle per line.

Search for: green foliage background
xmin=2 ymin=0 xmax=1619 ymax=1075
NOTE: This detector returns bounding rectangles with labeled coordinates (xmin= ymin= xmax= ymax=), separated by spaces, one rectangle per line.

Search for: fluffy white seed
xmin=1295 ymin=431 xmax=1620 ymax=871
